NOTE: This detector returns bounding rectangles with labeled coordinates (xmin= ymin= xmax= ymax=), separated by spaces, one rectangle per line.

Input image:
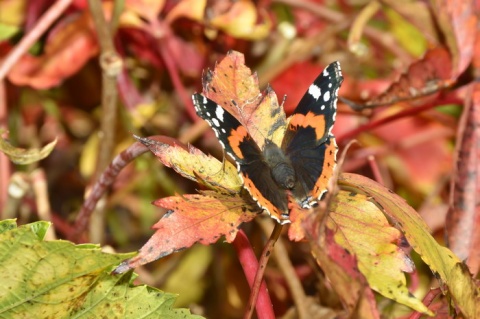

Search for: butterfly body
xmin=193 ymin=61 xmax=343 ymax=224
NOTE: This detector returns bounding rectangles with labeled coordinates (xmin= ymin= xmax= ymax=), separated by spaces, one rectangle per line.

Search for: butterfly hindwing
xmin=193 ymin=93 xmax=290 ymax=223
xmin=283 ymin=62 xmax=343 ymax=206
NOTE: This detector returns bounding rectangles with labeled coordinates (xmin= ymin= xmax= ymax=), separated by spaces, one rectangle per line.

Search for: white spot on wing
xmin=203 ymin=96 xmax=207 ymax=104
xmin=212 ymin=118 xmax=220 ymax=127
xmin=215 ymin=105 xmax=225 ymax=122
xmin=308 ymin=84 xmax=321 ymax=101
xmin=323 ymin=91 xmax=331 ymax=102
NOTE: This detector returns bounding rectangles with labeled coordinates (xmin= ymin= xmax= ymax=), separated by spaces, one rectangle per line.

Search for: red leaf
xmin=431 ymin=0 xmax=477 ymax=77
xmin=270 ymin=62 xmax=325 ymax=114
xmin=115 ymin=191 xmax=258 ymax=271
xmin=364 ymin=47 xmax=453 ymax=107
xmin=446 ymin=82 xmax=480 ymax=275
xmin=8 ymin=11 xmax=99 ymax=89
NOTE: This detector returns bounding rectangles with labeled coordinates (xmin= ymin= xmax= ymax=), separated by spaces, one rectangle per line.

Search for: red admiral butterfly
xmin=193 ymin=61 xmax=343 ymax=224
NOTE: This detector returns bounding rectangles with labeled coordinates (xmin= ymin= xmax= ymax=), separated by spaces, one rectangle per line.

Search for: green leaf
xmin=0 ymin=134 xmax=58 ymax=165
xmin=0 ymin=23 xmax=19 ymax=41
xmin=0 ymin=221 xmax=203 ymax=318
xmin=27 ymin=221 xmax=51 ymax=240
xmin=0 ymin=219 xmax=17 ymax=234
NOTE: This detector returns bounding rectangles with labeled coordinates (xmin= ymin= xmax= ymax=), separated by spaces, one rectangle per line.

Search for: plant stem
xmin=232 ymin=230 xmax=275 ymax=319
xmin=244 ymin=223 xmax=283 ymax=319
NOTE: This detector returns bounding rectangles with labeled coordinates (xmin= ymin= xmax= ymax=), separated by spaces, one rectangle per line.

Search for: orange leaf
xmin=8 ymin=11 xmax=98 ymax=89
xmin=115 ymin=191 xmax=258 ymax=272
xmin=202 ymin=50 xmax=287 ymax=148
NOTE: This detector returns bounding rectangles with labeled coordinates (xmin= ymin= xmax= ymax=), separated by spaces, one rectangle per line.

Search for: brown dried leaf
xmin=364 ymin=47 xmax=453 ymax=108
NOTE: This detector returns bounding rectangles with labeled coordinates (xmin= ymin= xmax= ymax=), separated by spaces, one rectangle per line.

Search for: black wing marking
xmin=282 ymin=62 xmax=343 ymax=204
xmin=193 ymin=93 xmax=290 ymax=222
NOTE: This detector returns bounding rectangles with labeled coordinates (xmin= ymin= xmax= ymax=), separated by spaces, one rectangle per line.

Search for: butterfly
xmin=193 ymin=61 xmax=343 ymax=224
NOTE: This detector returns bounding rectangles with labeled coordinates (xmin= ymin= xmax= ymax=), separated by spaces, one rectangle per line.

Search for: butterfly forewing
xmin=283 ymin=62 xmax=343 ymax=205
xmin=193 ymin=93 xmax=290 ymax=223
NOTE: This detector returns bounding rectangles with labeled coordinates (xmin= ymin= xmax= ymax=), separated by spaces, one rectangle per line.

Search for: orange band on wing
xmin=289 ymin=112 xmax=326 ymax=139
xmin=227 ymin=126 xmax=249 ymax=159
xmin=312 ymin=137 xmax=337 ymax=199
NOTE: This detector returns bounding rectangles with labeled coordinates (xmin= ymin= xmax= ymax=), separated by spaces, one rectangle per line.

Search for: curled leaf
xmin=0 ymin=136 xmax=57 ymax=165
xmin=361 ymin=47 xmax=453 ymax=108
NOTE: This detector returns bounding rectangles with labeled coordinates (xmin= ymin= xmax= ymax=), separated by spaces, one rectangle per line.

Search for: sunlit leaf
xmin=202 ymin=50 xmax=287 ymax=148
xmin=339 ymin=173 xmax=480 ymax=318
xmin=385 ymin=8 xmax=426 ymax=57
xmin=114 ymin=191 xmax=258 ymax=272
xmin=0 ymin=135 xmax=57 ymax=165
xmin=329 ymin=190 xmax=430 ymax=314
xmin=308 ymin=223 xmax=380 ymax=318
xmin=135 ymin=135 xmax=242 ymax=193
xmin=0 ymin=220 xmax=202 ymax=318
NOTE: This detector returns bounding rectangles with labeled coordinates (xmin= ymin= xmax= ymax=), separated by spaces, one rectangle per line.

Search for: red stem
xmin=232 ymin=230 xmax=275 ymax=319
xmin=337 ymin=98 xmax=461 ymax=144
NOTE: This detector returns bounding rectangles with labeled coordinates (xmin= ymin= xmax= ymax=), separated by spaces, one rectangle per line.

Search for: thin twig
xmin=244 ymin=222 xmax=283 ymax=319
xmin=336 ymin=101 xmax=455 ymax=144
xmin=0 ymin=81 xmax=9 ymax=212
xmin=0 ymin=0 xmax=73 ymax=81
xmin=87 ymin=0 xmax=123 ymax=243
xmin=232 ymin=230 xmax=275 ymax=319
xmin=71 ymin=141 xmax=149 ymax=241
xmin=258 ymin=218 xmax=309 ymax=319
xmin=407 ymin=288 xmax=441 ymax=319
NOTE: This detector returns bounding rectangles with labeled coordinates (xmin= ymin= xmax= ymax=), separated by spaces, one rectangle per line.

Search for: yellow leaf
xmin=0 ymin=135 xmax=57 ymax=165
xmin=330 ymin=190 xmax=431 ymax=315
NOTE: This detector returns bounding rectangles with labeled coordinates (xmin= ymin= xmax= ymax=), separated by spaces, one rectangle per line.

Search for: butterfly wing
xmin=193 ymin=93 xmax=290 ymax=223
xmin=282 ymin=62 xmax=343 ymax=207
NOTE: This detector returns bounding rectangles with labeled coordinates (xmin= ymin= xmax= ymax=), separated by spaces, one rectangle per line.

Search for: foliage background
xmin=0 ymin=0 xmax=479 ymax=318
